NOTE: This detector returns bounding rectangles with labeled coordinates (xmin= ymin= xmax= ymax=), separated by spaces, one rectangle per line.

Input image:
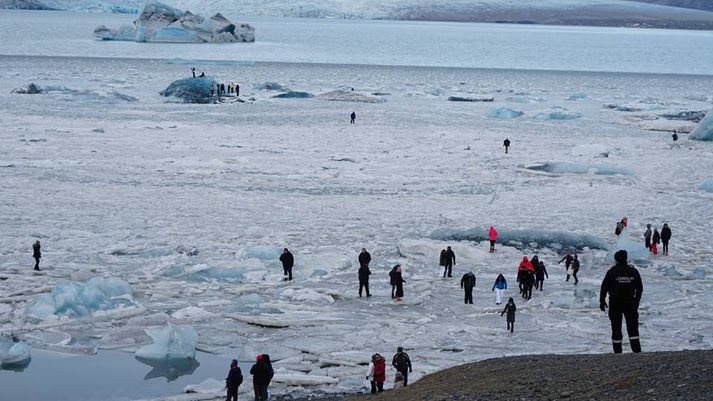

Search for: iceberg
xmin=487 ymin=107 xmax=523 ymax=119
xmin=11 ymin=83 xmax=43 ymax=94
xmin=94 ymin=1 xmax=255 ymax=43
xmin=525 ymin=162 xmax=634 ymax=176
xmin=430 ymin=227 xmax=608 ymax=251
xmin=0 ymin=334 xmax=31 ymax=367
xmin=700 ymin=179 xmax=713 ymax=193
xmin=160 ymin=76 xmax=217 ymax=104
xmin=690 ymin=109 xmax=713 ymax=141
xmin=254 ymin=82 xmax=290 ymax=91
xmin=317 ymin=89 xmax=385 ymax=103
xmin=25 ymin=277 xmax=137 ymax=320
xmin=533 ymin=108 xmax=581 ymax=120
xmin=273 ymin=91 xmax=314 ymax=99
xmin=606 ymin=228 xmax=650 ymax=263
xmin=135 ymin=324 xmax=197 ymax=361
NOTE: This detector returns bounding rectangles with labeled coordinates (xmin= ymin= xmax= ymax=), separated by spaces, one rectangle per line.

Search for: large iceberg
xmin=0 ymin=334 xmax=31 ymax=367
xmin=430 ymin=227 xmax=608 ymax=251
xmin=160 ymin=76 xmax=217 ymax=104
xmin=94 ymin=1 xmax=255 ymax=43
xmin=135 ymin=324 xmax=197 ymax=361
xmin=25 ymin=277 xmax=137 ymax=320
xmin=689 ymin=109 xmax=713 ymax=141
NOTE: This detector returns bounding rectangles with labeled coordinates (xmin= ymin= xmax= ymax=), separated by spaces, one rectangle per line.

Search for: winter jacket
xmin=392 ymin=352 xmax=412 ymax=372
xmin=460 ymin=273 xmax=476 ymax=290
xmin=358 ymin=251 xmax=371 ymax=267
xmin=661 ymin=227 xmax=672 ymax=242
xmin=372 ymin=357 xmax=386 ymax=382
xmin=492 ymin=277 xmax=507 ymax=290
xmin=32 ymin=243 xmax=41 ymax=258
xmin=358 ymin=265 xmax=371 ymax=280
xmin=488 ymin=227 xmax=498 ymax=241
xmin=250 ymin=361 xmax=273 ymax=386
xmin=572 ymin=259 xmax=580 ymax=273
xmin=444 ymin=249 xmax=456 ymax=266
xmin=439 ymin=250 xmax=447 ymax=266
xmin=502 ymin=302 xmax=516 ymax=322
xmin=389 ymin=269 xmax=404 ymax=286
xmin=644 ymin=227 xmax=652 ymax=240
xmin=517 ymin=258 xmax=534 ymax=273
xmin=226 ymin=366 xmax=243 ymax=389
xmin=535 ymin=262 xmax=548 ymax=280
xmin=279 ymin=252 xmax=294 ymax=268
xmin=600 ymin=263 xmax=643 ymax=307
xmin=559 ymin=254 xmax=573 ymax=267
xmin=652 ymin=230 xmax=661 ymax=244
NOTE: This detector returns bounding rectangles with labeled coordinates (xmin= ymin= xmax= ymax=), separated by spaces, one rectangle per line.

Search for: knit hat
xmin=614 ymin=250 xmax=628 ymax=264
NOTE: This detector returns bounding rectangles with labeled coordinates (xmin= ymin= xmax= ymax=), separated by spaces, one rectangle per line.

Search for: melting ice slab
xmin=135 ymin=324 xmax=197 ymax=361
xmin=0 ymin=334 xmax=31 ymax=367
xmin=94 ymin=1 xmax=255 ymax=43
xmin=690 ymin=109 xmax=713 ymax=141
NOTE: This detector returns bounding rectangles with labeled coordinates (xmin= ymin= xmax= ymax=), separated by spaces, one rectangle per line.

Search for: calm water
xmin=0 ymin=10 xmax=712 ymax=74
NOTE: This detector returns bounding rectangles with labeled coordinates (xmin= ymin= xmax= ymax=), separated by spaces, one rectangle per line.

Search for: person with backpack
xmin=651 ymin=228 xmax=660 ymax=255
xmin=443 ymin=246 xmax=456 ymax=278
xmin=390 ymin=265 xmax=405 ymax=301
xmin=534 ymin=261 xmax=548 ymax=291
xmin=492 ymin=274 xmax=507 ymax=305
xmin=488 ymin=226 xmax=498 ymax=253
xmin=392 ymin=347 xmax=412 ymax=386
xmin=501 ymin=298 xmax=516 ymax=333
xmin=366 ymin=353 xmax=386 ymax=393
xmin=661 ymin=223 xmax=672 ymax=255
xmin=644 ymin=224 xmax=652 ymax=250
xmin=460 ymin=271 xmax=476 ymax=304
xmin=279 ymin=248 xmax=294 ymax=281
xmin=600 ymin=250 xmax=643 ymax=353
xmin=225 ymin=359 xmax=243 ymax=401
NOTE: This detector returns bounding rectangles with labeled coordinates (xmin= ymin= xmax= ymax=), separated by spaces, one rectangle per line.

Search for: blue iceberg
xmin=533 ymin=108 xmax=581 ymax=121
xmin=0 ymin=334 xmax=31 ymax=368
xmin=135 ymin=324 xmax=197 ymax=361
xmin=690 ymin=110 xmax=713 ymax=141
xmin=430 ymin=227 xmax=608 ymax=251
xmin=25 ymin=277 xmax=137 ymax=320
xmin=525 ymin=162 xmax=634 ymax=176
xmin=487 ymin=107 xmax=524 ymax=119
xmin=700 ymin=179 xmax=713 ymax=193
xmin=606 ymin=228 xmax=650 ymax=263
xmin=160 ymin=76 xmax=217 ymax=104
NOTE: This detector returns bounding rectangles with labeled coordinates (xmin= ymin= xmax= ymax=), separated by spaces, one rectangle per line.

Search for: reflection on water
xmin=135 ymin=356 xmax=200 ymax=382
xmin=0 ymin=358 xmax=31 ymax=372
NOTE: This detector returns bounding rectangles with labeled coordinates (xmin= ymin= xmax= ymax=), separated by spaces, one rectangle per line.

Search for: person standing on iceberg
xmin=32 ymin=240 xmax=41 ymax=271
xmin=250 ymin=354 xmax=272 ymax=401
xmin=460 ymin=271 xmax=476 ymax=304
xmin=651 ymin=228 xmax=660 ymax=255
xmin=492 ymin=274 xmax=507 ymax=304
xmin=391 ymin=347 xmax=412 ymax=386
xmin=225 ymin=359 xmax=243 ymax=401
xmin=443 ymin=246 xmax=456 ymax=278
xmin=279 ymin=248 xmax=294 ymax=281
xmin=661 ymin=223 xmax=672 ymax=255
xmin=390 ymin=265 xmax=405 ymax=301
xmin=503 ymin=138 xmax=510 ymax=154
xmin=571 ymin=254 xmax=580 ymax=285
xmin=350 ymin=111 xmax=357 ymax=124
xmin=558 ymin=251 xmax=573 ymax=279
xmin=488 ymin=226 xmax=498 ymax=253
xmin=501 ymin=298 xmax=516 ymax=333
xmin=643 ymin=223 xmax=652 ymax=250
xmin=600 ymin=250 xmax=643 ymax=354
xmin=358 ymin=248 xmax=371 ymax=297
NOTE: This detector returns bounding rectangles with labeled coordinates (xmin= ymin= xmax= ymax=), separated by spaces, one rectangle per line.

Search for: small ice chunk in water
xmin=135 ymin=324 xmax=197 ymax=361
xmin=0 ymin=334 xmax=32 ymax=366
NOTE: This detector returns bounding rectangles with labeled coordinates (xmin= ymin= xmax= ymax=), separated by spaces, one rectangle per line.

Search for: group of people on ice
xmin=366 ymin=347 xmax=413 ymax=393
xmin=616 ymin=217 xmax=673 ymax=256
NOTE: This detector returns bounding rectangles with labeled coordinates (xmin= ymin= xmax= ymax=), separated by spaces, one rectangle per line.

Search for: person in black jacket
xmin=571 ymin=255 xmax=580 ymax=285
xmin=438 ymin=249 xmax=446 ymax=271
xmin=350 ymin=111 xmax=356 ymax=124
xmin=600 ymin=250 xmax=643 ymax=354
xmin=501 ymin=298 xmax=516 ymax=332
xmin=225 ymin=359 xmax=243 ymax=401
xmin=661 ymin=223 xmax=672 ymax=256
xmin=32 ymin=240 xmax=41 ymax=271
xmin=503 ymin=138 xmax=510 ymax=154
xmin=250 ymin=355 xmax=273 ymax=401
xmin=358 ymin=248 xmax=372 ymax=297
xmin=443 ymin=246 xmax=456 ymax=278
xmin=558 ymin=251 xmax=573 ymax=279
xmin=390 ymin=265 xmax=405 ymax=301
xmin=534 ymin=261 xmax=548 ymax=291
xmin=391 ymin=347 xmax=412 ymax=386
xmin=460 ymin=272 xmax=476 ymax=304
xmin=279 ymin=248 xmax=294 ymax=281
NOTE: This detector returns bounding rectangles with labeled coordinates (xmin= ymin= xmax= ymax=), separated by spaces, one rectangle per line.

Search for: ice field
xmin=1 ymin=10 xmax=713 ymax=401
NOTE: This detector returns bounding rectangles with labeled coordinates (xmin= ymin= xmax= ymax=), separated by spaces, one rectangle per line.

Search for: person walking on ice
xmin=651 ymin=227 xmax=660 ymax=255
xmin=350 ymin=111 xmax=356 ymax=124
xmin=32 ymin=240 xmax=41 ymax=271
xmin=390 ymin=265 xmax=405 ymax=301
xmin=661 ymin=223 xmax=672 ymax=255
xmin=600 ymin=250 xmax=643 ymax=353
xmin=503 ymin=138 xmax=511 ymax=154
xmin=492 ymin=274 xmax=507 ymax=304
xmin=534 ymin=261 xmax=548 ymax=291
xmin=571 ymin=254 xmax=580 ymax=285
xmin=358 ymin=248 xmax=371 ymax=297
xmin=644 ymin=223 xmax=652 ymax=250
xmin=501 ymin=298 xmax=516 ymax=333
xmin=488 ymin=226 xmax=498 ymax=253
xmin=460 ymin=271 xmax=476 ymax=304
xmin=443 ymin=246 xmax=456 ymax=278
xmin=559 ymin=251 xmax=573 ymax=280
xmin=392 ymin=347 xmax=412 ymax=386
xmin=279 ymin=248 xmax=294 ymax=281
xmin=225 ymin=359 xmax=243 ymax=401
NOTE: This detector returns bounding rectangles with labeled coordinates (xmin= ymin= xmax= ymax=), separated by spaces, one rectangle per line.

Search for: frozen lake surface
xmin=0 ymin=9 xmax=712 ymax=401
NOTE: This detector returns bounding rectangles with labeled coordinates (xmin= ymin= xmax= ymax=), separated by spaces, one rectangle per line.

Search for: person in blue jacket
xmin=492 ymin=274 xmax=507 ymax=305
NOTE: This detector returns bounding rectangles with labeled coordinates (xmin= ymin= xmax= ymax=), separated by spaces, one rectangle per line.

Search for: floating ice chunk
xmin=94 ymin=1 xmax=255 ymax=43
xmin=273 ymin=91 xmax=313 ymax=99
xmin=699 ymin=179 xmax=713 ymax=193
xmin=317 ymin=89 xmax=385 ymax=103
xmin=571 ymin=144 xmax=609 ymax=158
xmin=487 ymin=107 xmax=523 ymax=119
xmin=505 ymin=96 xmax=544 ymax=103
xmin=254 ymin=82 xmax=290 ymax=91
xmin=566 ymin=93 xmax=589 ymax=101
xmin=160 ymin=76 xmax=217 ymax=104
xmin=606 ymin=228 xmax=650 ymax=263
xmin=25 ymin=277 xmax=137 ymax=320
xmin=171 ymin=306 xmax=217 ymax=321
xmin=11 ymin=83 xmax=43 ymax=94
xmin=229 ymin=293 xmax=265 ymax=313
xmin=448 ymin=96 xmax=493 ymax=102
xmin=525 ymin=162 xmax=634 ymax=176
xmin=135 ymin=324 xmax=197 ymax=361
xmin=241 ymin=245 xmax=282 ymax=260
xmin=430 ymin=227 xmax=608 ymax=251
xmin=0 ymin=334 xmax=31 ymax=366
xmin=165 ymin=263 xmax=246 ymax=282
xmin=533 ymin=108 xmax=581 ymax=120
xmin=689 ymin=109 xmax=713 ymax=141
xmin=272 ymin=373 xmax=339 ymax=386
xmin=184 ymin=378 xmax=225 ymax=394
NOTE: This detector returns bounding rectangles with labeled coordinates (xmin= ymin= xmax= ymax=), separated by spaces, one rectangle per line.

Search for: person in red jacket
xmin=366 ymin=353 xmax=386 ymax=393
xmin=488 ymin=226 xmax=498 ymax=253
xmin=517 ymin=256 xmax=534 ymax=298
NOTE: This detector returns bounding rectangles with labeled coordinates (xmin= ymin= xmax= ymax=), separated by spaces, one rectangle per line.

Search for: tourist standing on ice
xmin=571 ymin=254 xmax=580 ymax=285
xmin=443 ymin=246 xmax=456 ymax=278
xmin=503 ymin=138 xmax=510 ymax=154
xmin=492 ymin=274 xmax=507 ymax=304
xmin=439 ymin=248 xmax=446 ymax=271
xmin=501 ymin=298 xmax=516 ymax=333
xmin=191 ymin=67 xmax=196 ymax=78
xmin=366 ymin=353 xmax=386 ymax=393
xmin=260 ymin=354 xmax=274 ymax=400
xmin=392 ymin=347 xmax=412 ymax=386
xmin=661 ymin=223 xmax=672 ymax=255
xmin=530 ymin=255 xmax=540 ymax=274
xmin=600 ymin=250 xmax=643 ymax=353
xmin=488 ymin=226 xmax=498 ymax=253
xmin=236 ymin=83 xmax=240 ymax=96
xmin=534 ymin=261 xmax=548 ymax=291
xmin=32 ymin=240 xmax=41 ymax=271
xmin=350 ymin=111 xmax=356 ymax=124
xmin=651 ymin=228 xmax=660 ymax=255
xmin=250 ymin=354 xmax=273 ymax=401
xmin=225 ymin=359 xmax=243 ymax=401
xmin=644 ymin=224 xmax=652 ymax=250
xmin=390 ymin=265 xmax=405 ymax=301
xmin=358 ymin=248 xmax=372 ymax=297
xmin=672 ymin=130 xmax=679 ymax=142
xmin=279 ymin=248 xmax=294 ymax=281
xmin=558 ymin=251 xmax=573 ymax=279
xmin=460 ymin=271 xmax=476 ymax=304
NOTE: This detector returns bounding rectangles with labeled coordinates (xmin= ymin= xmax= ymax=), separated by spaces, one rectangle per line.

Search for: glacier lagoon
xmin=1 ymin=8 xmax=713 ymax=401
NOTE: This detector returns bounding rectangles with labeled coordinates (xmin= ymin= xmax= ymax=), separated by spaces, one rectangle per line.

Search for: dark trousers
xmin=662 ymin=240 xmax=669 ymax=254
xmin=33 ymin=256 xmax=40 ymax=271
xmin=283 ymin=265 xmax=292 ymax=280
xmin=464 ymin=288 xmax=473 ymax=304
xmin=398 ymin=369 xmax=409 ymax=386
xmin=645 ymin=237 xmax=651 ymax=249
xmin=535 ymin=279 xmax=544 ymax=290
xmin=370 ymin=381 xmax=383 ymax=393
xmin=609 ymin=304 xmax=641 ymax=353
xmin=359 ymin=279 xmax=370 ymax=297
xmin=489 ymin=240 xmax=495 ymax=251
xmin=253 ymin=384 xmax=266 ymax=401
xmin=443 ymin=263 xmax=452 ymax=277
xmin=505 ymin=146 xmax=509 ymax=154
xmin=391 ymin=285 xmax=396 ymax=298
xmin=226 ymin=386 xmax=238 ymax=401
xmin=350 ymin=118 xmax=355 ymax=124
xmin=507 ymin=320 xmax=514 ymax=332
